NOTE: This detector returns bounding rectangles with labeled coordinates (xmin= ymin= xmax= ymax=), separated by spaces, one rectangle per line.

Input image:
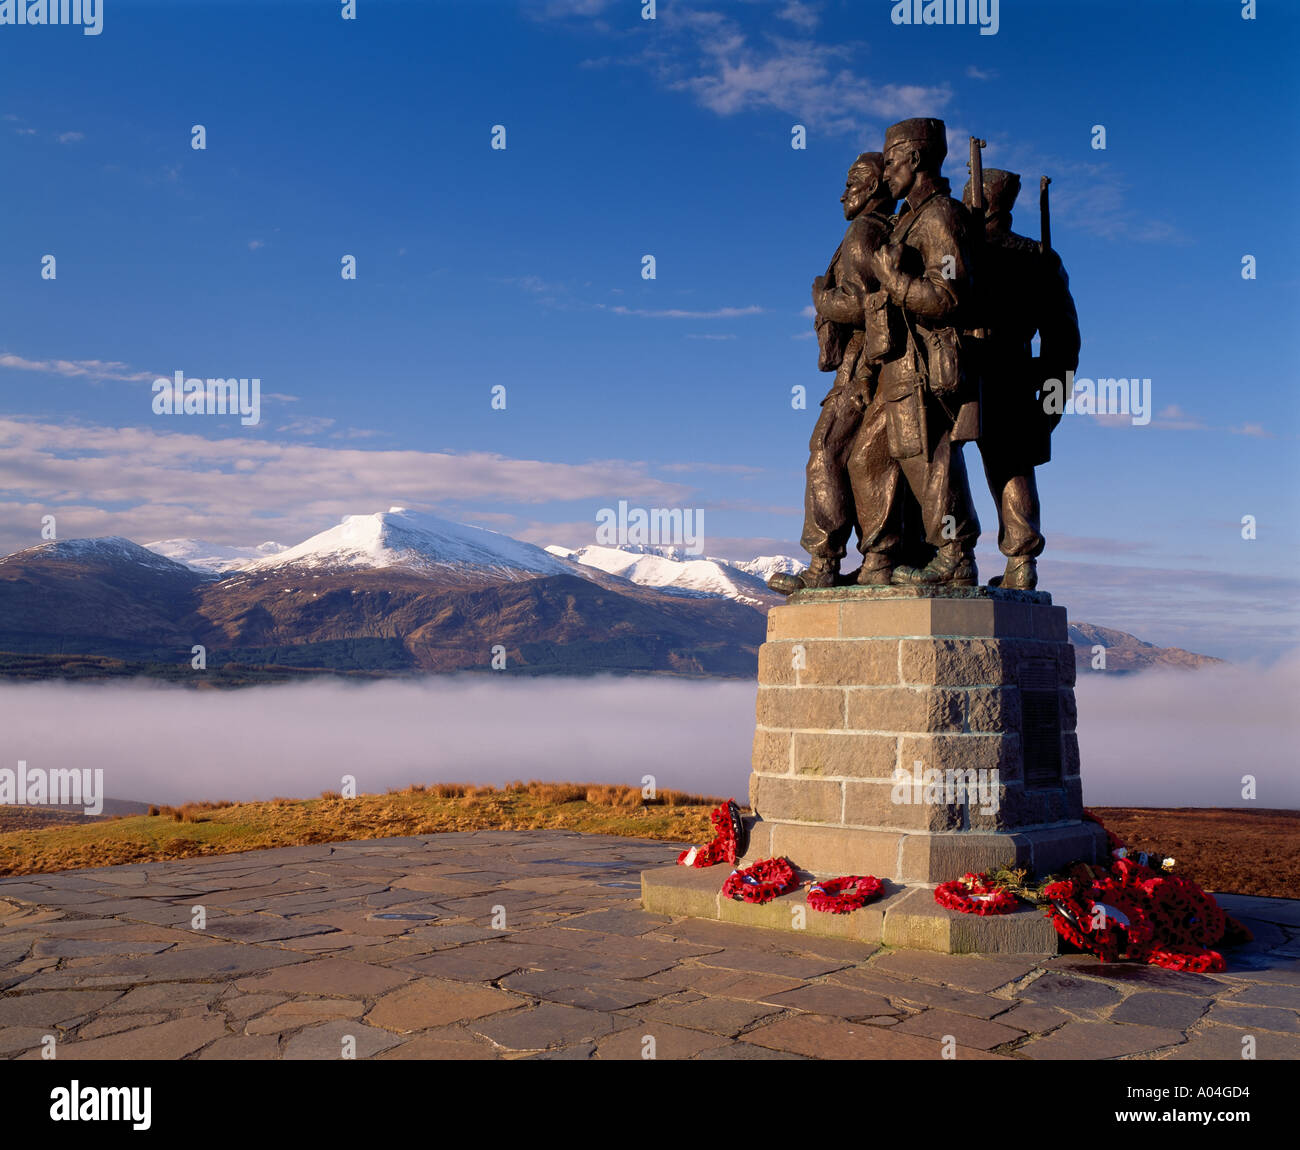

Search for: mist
xmin=0 ymin=659 xmax=1295 ymax=811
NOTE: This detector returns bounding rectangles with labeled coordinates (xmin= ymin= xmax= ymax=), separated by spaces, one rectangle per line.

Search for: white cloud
xmin=0 ymin=417 xmax=694 ymax=555
xmin=640 ymin=9 xmax=951 ymax=136
xmin=56 ymin=131 xmax=85 ymax=144
xmin=776 ymin=1 xmax=820 ymax=31
xmin=603 ymin=304 xmax=763 ymax=319
xmin=0 ymin=353 xmax=157 ymax=384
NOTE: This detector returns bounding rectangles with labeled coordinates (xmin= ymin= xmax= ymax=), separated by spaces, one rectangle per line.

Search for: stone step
xmin=641 ymin=864 xmax=1061 ymax=955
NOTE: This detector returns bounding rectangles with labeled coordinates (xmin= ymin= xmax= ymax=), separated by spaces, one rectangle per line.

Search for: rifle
xmin=1040 ymin=175 xmax=1052 ymax=255
xmin=966 ymin=136 xmax=987 ymax=340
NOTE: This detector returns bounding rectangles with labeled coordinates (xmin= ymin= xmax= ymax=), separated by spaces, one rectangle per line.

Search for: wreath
xmin=721 ymin=856 xmax=799 ymax=904
xmin=934 ymin=872 xmax=1019 ymax=916
xmin=1044 ymin=876 xmax=1154 ymax=963
xmin=1042 ymin=813 xmax=1237 ymax=973
xmin=806 ymin=875 xmax=884 ymax=915
xmin=677 ymin=799 xmax=747 ymax=868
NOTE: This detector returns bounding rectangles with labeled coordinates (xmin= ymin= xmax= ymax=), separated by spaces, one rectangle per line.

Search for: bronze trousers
xmin=978 ymin=443 xmax=1045 ymax=558
xmin=799 ymin=385 xmax=866 ymax=562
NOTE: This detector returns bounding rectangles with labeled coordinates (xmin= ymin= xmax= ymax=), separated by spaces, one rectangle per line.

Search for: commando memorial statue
xmin=770 ymin=118 xmax=1079 ymax=595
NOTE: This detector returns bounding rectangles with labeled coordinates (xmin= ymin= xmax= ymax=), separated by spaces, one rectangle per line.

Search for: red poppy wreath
xmin=806 ymin=875 xmax=884 ymax=914
xmin=721 ymin=856 xmax=799 ymax=904
xmin=934 ymin=872 xmax=1019 ymax=915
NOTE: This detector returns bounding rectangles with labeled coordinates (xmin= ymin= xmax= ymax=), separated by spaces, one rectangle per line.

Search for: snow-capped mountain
xmin=546 ymin=543 xmax=779 ymax=606
xmin=730 ymin=555 xmax=805 ymax=583
xmin=242 ymin=507 xmax=575 ymax=579
xmin=0 ymin=516 xmax=1227 ymax=681
xmin=144 ymin=538 xmax=288 ymax=573
xmin=0 ymin=536 xmax=196 ymax=575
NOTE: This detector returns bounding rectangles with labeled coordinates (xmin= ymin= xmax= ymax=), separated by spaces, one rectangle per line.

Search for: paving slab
xmin=1018 ymin=1020 xmax=1187 ymax=1060
xmin=1 ymin=830 xmax=1296 ymax=1060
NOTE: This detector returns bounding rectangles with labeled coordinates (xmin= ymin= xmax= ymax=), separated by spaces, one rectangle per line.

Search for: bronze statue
xmin=771 ymin=120 xmax=1080 ymax=597
xmin=866 ymin=117 xmax=981 ymax=586
xmin=769 ymin=153 xmax=901 ymax=594
xmin=961 ymin=167 xmax=1080 ymax=589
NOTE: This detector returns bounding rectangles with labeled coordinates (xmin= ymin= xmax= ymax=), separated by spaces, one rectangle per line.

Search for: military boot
xmin=854 ymin=555 xmax=894 ymax=586
xmin=988 ymin=557 xmax=1037 ymax=590
xmin=890 ymin=545 xmax=977 ymax=587
xmin=767 ymin=557 xmax=839 ymax=596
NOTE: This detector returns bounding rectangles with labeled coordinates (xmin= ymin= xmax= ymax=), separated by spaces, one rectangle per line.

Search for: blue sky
xmin=1 ymin=0 xmax=1297 ymax=661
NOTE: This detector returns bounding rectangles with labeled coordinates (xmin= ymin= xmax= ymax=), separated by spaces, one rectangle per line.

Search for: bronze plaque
xmin=1020 ymin=660 xmax=1063 ymax=788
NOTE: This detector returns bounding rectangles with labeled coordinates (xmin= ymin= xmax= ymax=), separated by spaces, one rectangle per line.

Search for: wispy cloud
xmin=637 ymin=8 xmax=951 ymax=137
xmin=776 ymin=1 xmax=820 ymax=32
xmin=0 ymin=417 xmax=695 ymax=555
xmin=603 ymin=304 xmax=763 ymax=319
xmin=0 ymin=352 xmax=157 ymax=384
xmin=983 ymin=138 xmax=1186 ymax=245
xmin=56 ymin=131 xmax=85 ymax=144
xmin=275 ymin=416 xmax=337 ymax=436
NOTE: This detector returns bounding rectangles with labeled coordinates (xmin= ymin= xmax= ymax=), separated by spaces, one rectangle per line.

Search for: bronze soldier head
xmin=882 ymin=117 xmax=947 ymax=200
xmin=962 ymin=167 xmax=1021 ymax=234
xmin=841 ymin=152 xmax=894 ymax=220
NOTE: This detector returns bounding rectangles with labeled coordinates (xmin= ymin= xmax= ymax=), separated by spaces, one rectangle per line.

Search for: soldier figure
xmin=962 ymin=169 xmax=1081 ymax=589
xmin=769 ymin=153 xmax=901 ymax=594
xmin=866 ymin=117 xmax=981 ymax=586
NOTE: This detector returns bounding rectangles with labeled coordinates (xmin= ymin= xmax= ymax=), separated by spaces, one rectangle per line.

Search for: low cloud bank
xmin=0 ymin=659 xmax=1295 ymax=811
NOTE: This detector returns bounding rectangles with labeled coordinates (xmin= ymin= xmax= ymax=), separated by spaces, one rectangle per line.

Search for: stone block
xmin=757 ymin=643 xmax=798 ymax=686
xmin=752 ymin=728 xmax=792 ymax=775
xmin=899 ymin=638 xmax=1008 ymax=687
xmin=1034 ymin=605 xmax=1069 ymax=642
xmin=1062 ymin=731 xmax=1080 ymax=774
xmin=845 ymin=686 xmax=963 ymax=733
xmin=965 ymin=686 xmax=1022 ymax=733
xmin=767 ymin=823 xmax=902 ymax=877
xmin=899 ymin=732 xmax=1021 ymax=782
xmin=739 ymin=817 xmax=772 ymax=862
xmin=843 ymin=780 xmax=962 ymax=832
xmin=755 ymin=686 xmax=844 ymax=731
xmin=767 ymin=603 xmax=838 ymax=640
xmin=897 ymin=832 xmax=1027 ymax=883
xmin=751 ymin=775 xmax=842 ymax=824
xmin=791 ymin=731 xmax=896 ymax=779
xmin=798 ymin=639 xmax=899 ymax=687
xmin=969 ymin=783 xmax=1066 ymax=831
xmin=838 ymin=597 xmax=932 ymax=638
xmin=640 ymin=865 xmax=720 ymax=919
xmin=1061 ymin=690 xmax=1078 ymax=733
xmin=1023 ymin=823 xmax=1108 ymax=874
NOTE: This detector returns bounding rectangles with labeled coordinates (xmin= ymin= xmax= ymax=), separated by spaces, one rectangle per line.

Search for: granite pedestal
xmin=642 ymin=585 xmax=1108 ymax=953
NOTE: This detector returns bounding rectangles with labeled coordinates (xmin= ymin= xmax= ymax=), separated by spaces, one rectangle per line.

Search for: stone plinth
xmin=642 ymin=586 xmax=1107 ymax=954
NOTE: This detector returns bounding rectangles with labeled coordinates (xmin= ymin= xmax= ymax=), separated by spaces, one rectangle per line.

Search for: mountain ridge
xmin=0 ymin=512 xmax=1226 ymax=680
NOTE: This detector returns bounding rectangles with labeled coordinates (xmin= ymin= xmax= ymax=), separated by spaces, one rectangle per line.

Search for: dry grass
xmin=1093 ymin=806 xmax=1300 ymax=899
xmin=145 ymin=800 xmax=237 ymax=823
xmin=0 ymin=781 xmax=734 ymax=877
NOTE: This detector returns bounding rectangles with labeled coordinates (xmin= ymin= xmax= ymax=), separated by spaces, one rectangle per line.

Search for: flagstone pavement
xmin=1 ymin=831 xmax=1297 ymax=1060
